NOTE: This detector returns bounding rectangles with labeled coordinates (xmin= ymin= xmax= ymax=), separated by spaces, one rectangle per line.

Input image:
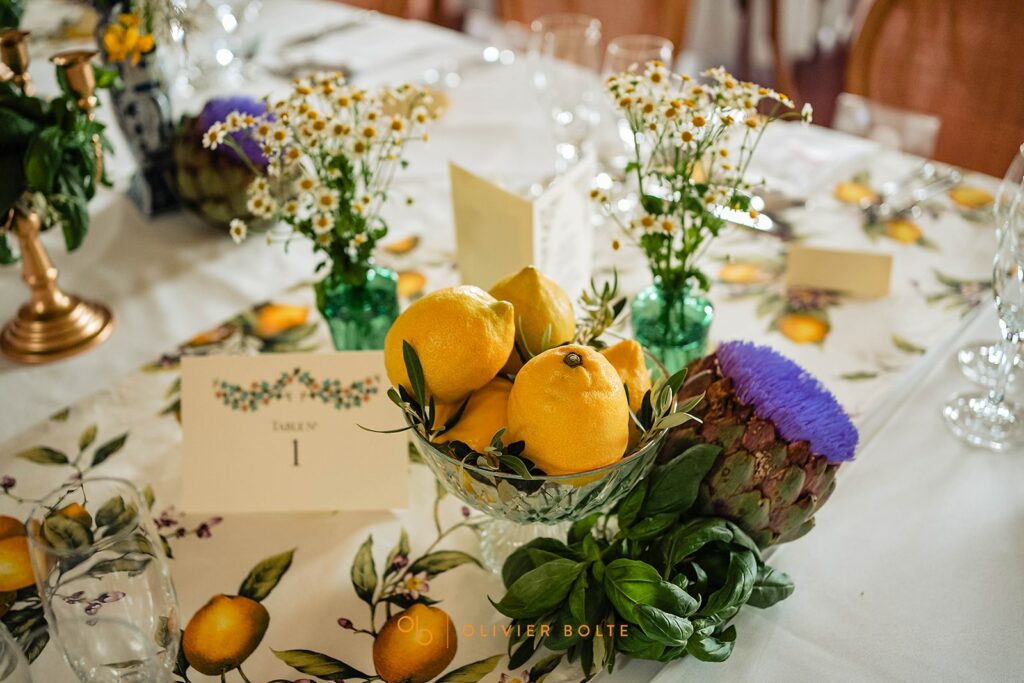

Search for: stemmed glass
xmin=27 ymin=478 xmax=179 ymax=682
xmin=943 ymin=191 xmax=1024 ymax=451
xmin=0 ymin=624 xmax=31 ymax=683
xmin=958 ymin=144 xmax=1024 ymax=387
xmin=530 ymin=13 xmax=603 ymax=165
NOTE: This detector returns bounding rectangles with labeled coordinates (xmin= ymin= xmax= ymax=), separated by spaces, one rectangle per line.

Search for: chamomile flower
xmin=312 ymin=213 xmax=334 ymax=235
xmin=295 ymin=176 xmax=318 ymax=195
xmin=314 ymin=187 xmax=340 ymax=212
xmin=202 ymin=124 xmax=226 ymax=149
xmin=247 ymin=194 xmax=275 ymax=218
xmin=229 ymin=219 xmax=247 ymax=244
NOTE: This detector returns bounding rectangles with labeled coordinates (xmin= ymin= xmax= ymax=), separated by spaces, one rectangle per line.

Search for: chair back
xmin=846 ymin=0 xmax=1024 ymax=174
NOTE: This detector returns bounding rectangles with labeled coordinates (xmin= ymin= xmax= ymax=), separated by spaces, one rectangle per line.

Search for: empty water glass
xmin=27 ymin=478 xmax=179 ymax=682
xmin=530 ymin=13 xmax=602 ymax=164
xmin=958 ymin=143 xmax=1024 ymax=387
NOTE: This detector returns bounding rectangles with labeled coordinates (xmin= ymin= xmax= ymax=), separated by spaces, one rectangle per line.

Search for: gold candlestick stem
xmin=0 ymin=29 xmax=32 ymax=95
xmin=51 ymin=49 xmax=103 ymax=180
xmin=1 ymin=210 xmax=114 ymax=363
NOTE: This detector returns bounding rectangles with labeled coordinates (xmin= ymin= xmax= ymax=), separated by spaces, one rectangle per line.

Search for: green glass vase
xmin=631 ymin=282 xmax=714 ymax=374
xmin=314 ymin=265 xmax=399 ymax=351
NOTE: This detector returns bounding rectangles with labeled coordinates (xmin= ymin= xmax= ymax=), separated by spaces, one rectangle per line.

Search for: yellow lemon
xmin=834 ymin=181 xmax=878 ymax=205
xmin=948 ymin=185 xmax=994 ymax=209
xmin=776 ymin=313 xmax=830 ymax=344
xmin=489 ymin=266 xmax=576 ymax=374
xmin=508 ymin=345 xmax=629 ymax=475
xmin=884 ymin=218 xmax=923 ymax=244
xmin=718 ymin=262 xmax=767 ymax=285
xmin=0 ymin=536 xmax=34 ymax=593
xmin=255 ymin=304 xmax=308 ymax=337
xmin=182 ymin=594 xmax=270 ymax=675
xmin=385 ymin=286 xmax=515 ymax=404
xmin=58 ymin=502 xmax=93 ymax=528
xmin=434 ymin=377 xmax=512 ymax=452
xmin=601 ymin=340 xmax=653 ymax=448
xmin=0 ymin=516 xmax=24 ymax=541
xmin=373 ymin=604 xmax=457 ymax=683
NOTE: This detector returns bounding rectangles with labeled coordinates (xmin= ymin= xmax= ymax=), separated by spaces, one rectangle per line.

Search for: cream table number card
xmin=450 ymin=156 xmax=595 ymax=298
xmin=181 ymin=352 xmax=408 ymax=514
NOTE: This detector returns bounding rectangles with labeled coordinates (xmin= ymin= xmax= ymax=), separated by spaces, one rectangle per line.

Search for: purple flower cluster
xmin=716 ymin=341 xmax=858 ymax=462
xmin=197 ymin=96 xmax=268 ymax=168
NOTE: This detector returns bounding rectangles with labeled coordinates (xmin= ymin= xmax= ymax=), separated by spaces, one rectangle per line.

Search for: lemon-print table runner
xmin=0 ymin=152 xmax=1001 ymax=679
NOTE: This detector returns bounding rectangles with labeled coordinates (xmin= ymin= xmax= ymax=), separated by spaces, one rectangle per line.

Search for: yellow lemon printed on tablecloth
xmin=397 ymin=271 xmax=427 ymax=299
xmin=834 ymin=180 xmax=878 ymax=205
xmin=948 ymin=185 xmax=994 ymax=210
xmin=884 ymin=218 xmax=924 ymax=244
xmin=183 ymin=594 xmax=270 ymax=675
xmin=719 ymin=261 xmax=772 ymax=285
xmin=255 ymin=304 xmax=309 ymax=337
xmin=373 ymin=604 xmax=457 ymax=683
xmin=776 ymin=312 xmax=830 ymax=344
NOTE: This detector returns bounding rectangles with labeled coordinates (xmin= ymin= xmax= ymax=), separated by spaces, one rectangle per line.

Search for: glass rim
xmin=407 ymin=338 xmax=674 ymax=482
xmin=531 ymin=12 xmax=602 ymax=35
xmin=27 ymin=476 xmax=150 ymax=555
xmin=605 ymin=34 xmax=674 ymax=54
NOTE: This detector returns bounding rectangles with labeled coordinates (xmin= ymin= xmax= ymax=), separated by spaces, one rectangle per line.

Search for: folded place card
xmin=181 ymin=352 xmax=408 ymax=514
xmin=450 ymin=156 xmax=595 ymax=299
xmin=785 ymin=245 xmax=892 ymax=298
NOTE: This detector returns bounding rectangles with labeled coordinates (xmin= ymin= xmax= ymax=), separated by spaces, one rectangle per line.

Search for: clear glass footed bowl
xmin=409 ymin=426 xmax=666 ymax=525
xmin=407 ymin=344 xmax=672 ymax=570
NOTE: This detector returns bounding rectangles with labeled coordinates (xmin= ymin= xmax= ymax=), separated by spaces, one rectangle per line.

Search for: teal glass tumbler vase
xmin=314 ymin=266 xmax=399 ymax=350
xmin=631 ymin=284 xmax=714 ymax=374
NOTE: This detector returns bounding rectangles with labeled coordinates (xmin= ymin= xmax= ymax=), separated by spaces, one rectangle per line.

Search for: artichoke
xmin=172 ymin=96 xmax=267 ymax=230
xmin=661 ymin=341 xmax=858 ymax=548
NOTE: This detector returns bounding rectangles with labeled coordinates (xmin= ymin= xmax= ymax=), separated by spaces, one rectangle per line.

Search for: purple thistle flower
xmin=0 ymin=475 xmax=15 ymax=491
xmin=716 ymin=341 xmax=858 ymax=462
xmin=198 ymin=96 xmax=269 ymax=168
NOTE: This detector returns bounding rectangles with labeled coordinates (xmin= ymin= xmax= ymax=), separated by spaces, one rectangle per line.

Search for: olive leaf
xmin=239 ymin=549 xmax=295 ymax=602
xmin=91 ymin=432 xmax=128 ymax=467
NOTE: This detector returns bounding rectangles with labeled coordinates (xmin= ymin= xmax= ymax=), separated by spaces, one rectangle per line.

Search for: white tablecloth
xmin=2 ymin=2 xmax=1022 ymax=682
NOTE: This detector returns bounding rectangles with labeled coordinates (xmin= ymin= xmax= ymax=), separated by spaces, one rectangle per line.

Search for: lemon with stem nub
xmin=508 ymin=345 xmax=629 ymax=475
xmin=384 ymin=286 xmax=515 ymax=404
xmin=182 ymin=594 xmax=269 ymax=676
xmin=373 ymin=604 xmax=457 ymax=683
xmin=601 ymin=339 xmax=653 ymax=447
xmin=434 ymin=377 xmax=512 ymax=452
xmin=489 ymin=266 xmax=576 ymax=374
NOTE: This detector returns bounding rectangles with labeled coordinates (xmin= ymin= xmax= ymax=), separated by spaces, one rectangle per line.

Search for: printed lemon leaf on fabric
xmin=41 ymin=514 xmax=93 ymax=551
xmin=50 ymin=407 xmax=70 ymax=422
xmin=435 ymin=654 xmax=503 ymax=682
xmin=409 ymin=550 xmax=482 ymax=577
xmin=14 ymin=447 xmax=68 ymax=465
xmin=840 ymin=371 xmax=879 ymax=381
xmin=383 ymin=528 xmax=410 ymax=579
xmin=78 ymin=424 xmax=98 ymax=452
xmin=351 ymin=535 xmax=377 ymax=605
xmin=892 ymin=335 xmax=926 ymax=355
xmin=91 ymin=432 xmax=128 ymax=467
xmin=272 ymin=649 xmax=371 ymax=680
xmin=239 ymin=549 xmax=295 ymax=602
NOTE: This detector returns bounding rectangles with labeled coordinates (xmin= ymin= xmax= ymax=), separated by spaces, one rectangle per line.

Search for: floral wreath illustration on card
xmin=213 ymin=369 xmax=380 ymax=412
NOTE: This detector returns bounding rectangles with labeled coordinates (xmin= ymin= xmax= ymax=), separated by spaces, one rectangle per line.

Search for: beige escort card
xmin=786 ymin=245 xmax=892 ymax=298
xmin=181 ymin=352 xmax=407 ymax=514
xmin=450 ymin=156 xmax=595 ymax=299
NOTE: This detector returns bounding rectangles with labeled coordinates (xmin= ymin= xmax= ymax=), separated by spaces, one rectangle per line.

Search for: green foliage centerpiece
xmin=203 ymin=71 xmax=437 ymax=350
xmin=594 ymin=63 xmax=812 ymax=372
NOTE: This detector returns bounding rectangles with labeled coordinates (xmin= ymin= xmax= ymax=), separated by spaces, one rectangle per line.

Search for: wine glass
xmin=600 ymin=35 xmax=675 ymax=173
xmin=958 ymin=143 xmax=1024 ymax=387
xmin=943 ymin=196 xmax=1024 ymax=451
xmin=530 ymin=13 xmax=603 ymax=165
xmin=0 ymin=624 xmax=31 ymax=683
xmin=27 ymin=478 xmax=180 ymax=682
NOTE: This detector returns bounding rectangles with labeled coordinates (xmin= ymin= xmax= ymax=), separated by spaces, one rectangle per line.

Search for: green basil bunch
xmin=0 ymin=66 xmax=116 ymax=264
xmin=491 ymin=443 xmax=795 ymax=677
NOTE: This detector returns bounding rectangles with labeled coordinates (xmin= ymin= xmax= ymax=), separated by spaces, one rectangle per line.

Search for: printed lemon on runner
xmin=434 ymin=377 xmax=512 ymax=452
xmin=508 ymin=345 xmax=629 ymax=475
xmin=489 ymin=266 xmax=576 ymax=374
xmin=373 ymin=604 xmax=457 ymax=683
xmin=601 ymin=339 xmax=652 ymax=447
xmin=182 ymin=594 xmax=269 ymax=675
xmin=384 ymin=286 xmax=515 ymax=403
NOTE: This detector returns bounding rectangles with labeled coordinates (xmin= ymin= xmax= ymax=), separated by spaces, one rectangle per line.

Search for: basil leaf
xmin=687 ymin=624 xmax=737 ymax=662
xmin=603 ymin=559 xmax=698 ymax=646
xmin=491 ymin=559 xmax=584 ymax=619
xmin=501 ymin=538 xmax=578 ymax=589
xmin=643 ymin=443 xmax=720 ymax=516
xmin=700 ymin=550 xmax=758 ymax=616
xmin=659 ymin=518 xmax=735 ymax=569
xmin=748 ymin=565 xmax=795 ymax=608
xmin=617 ymin=478 xmax=647 ymax=530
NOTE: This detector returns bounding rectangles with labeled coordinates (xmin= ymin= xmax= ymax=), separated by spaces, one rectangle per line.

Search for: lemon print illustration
xmin=372 ymin=604 xmax=457 ymax=683
xmin=183 ymin=594 xmax=270 ymax=676
xmin=776 ymin=313 xmax=830 ymax=344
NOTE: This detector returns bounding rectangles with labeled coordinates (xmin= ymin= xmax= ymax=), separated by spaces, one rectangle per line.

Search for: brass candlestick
xmin=0 ymin=49 xmax=114 ymax=364
xmin=0 ymin=29 xmax=32 ymax=95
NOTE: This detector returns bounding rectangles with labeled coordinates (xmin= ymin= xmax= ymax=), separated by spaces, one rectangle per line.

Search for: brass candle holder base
xmin=1 ymin=210 xmax=115 ymax=364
